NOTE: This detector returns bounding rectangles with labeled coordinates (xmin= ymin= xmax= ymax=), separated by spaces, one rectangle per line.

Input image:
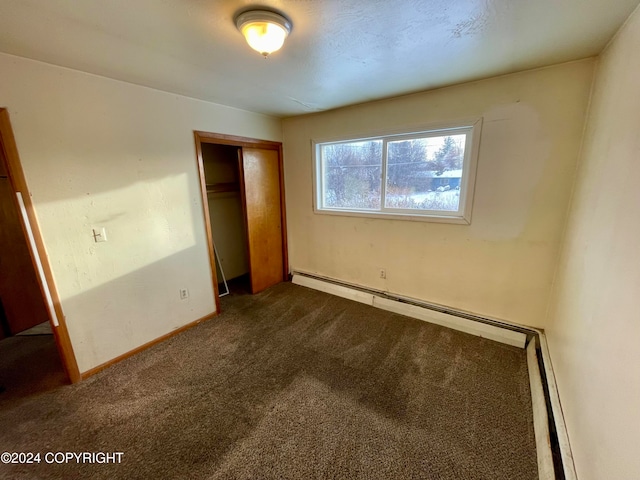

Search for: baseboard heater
xmin=291 ymin=270 xmax=577 ymax=480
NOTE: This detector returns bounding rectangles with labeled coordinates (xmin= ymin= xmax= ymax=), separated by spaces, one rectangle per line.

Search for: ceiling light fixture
xmin=235 ymin=10 xmax=292 ymax=57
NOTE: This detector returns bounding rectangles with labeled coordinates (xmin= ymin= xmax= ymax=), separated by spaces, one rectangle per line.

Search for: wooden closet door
xmin=0 ymin=176 xmax=50 ymax=334
xmin=240 ymin=147 xmax=285 ymax=293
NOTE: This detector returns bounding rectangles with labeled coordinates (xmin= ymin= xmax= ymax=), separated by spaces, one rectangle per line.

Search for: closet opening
xmin=195 ymin=132 xmax=288 ymax=313
xmin=201 ymin=143 xmax=250 ymax=296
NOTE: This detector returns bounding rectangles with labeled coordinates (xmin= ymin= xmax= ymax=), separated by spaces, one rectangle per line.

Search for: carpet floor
xmin=0 ymin=334 xmax=66 ymax=404
xmin=15 ymin=321 xmax=54 ymax=336
xmin=0 ymin=282 xmax=537 ymax=479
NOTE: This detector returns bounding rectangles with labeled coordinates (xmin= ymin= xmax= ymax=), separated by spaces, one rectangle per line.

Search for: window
xmin=313 ymin=120 xmax=481 ymax=223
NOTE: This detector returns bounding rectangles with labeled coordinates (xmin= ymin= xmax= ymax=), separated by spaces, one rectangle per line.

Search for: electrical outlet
xmin=179 ymin=288 xmax=189 ymax=300
xmin=379 ymin=269 xmax=386 ymax=279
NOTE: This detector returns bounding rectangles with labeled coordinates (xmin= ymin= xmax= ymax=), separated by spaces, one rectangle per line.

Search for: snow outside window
xmin=313 ymin=121 xmax=481 ymax=224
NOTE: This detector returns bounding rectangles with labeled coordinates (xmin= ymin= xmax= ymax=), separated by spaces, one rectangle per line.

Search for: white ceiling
xmin=0 ymin=0 xmax=638 ymax=117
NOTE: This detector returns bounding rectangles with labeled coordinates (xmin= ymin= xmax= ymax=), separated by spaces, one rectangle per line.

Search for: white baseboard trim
xmin=292 ymin=273 xmax=526 ymax=348
xmin=527 ymin=340 xmax=555 ymax=479
xmin=537 ymin=333 xmax=578 ymax=480
xmin=292 ymin=274 xmax=376 ymax=306
xmin=290 ymin=270 xmax=577 ymax=480
xmin=373 ymin=296 xmax=526 ymax=348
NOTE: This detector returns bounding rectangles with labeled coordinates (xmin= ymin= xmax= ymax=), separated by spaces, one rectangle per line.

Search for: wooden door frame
xmin=0 ymin=109 xmax=80 ymax=383
xmin=194 ymin=131 xmax=289 ymax=310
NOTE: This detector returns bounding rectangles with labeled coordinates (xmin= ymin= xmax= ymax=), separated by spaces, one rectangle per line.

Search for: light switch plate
xmin=92 ymin=227 xmax=107 ymax=243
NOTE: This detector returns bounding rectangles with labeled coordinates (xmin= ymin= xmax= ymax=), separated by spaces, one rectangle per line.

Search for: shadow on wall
xmin=16 ymin=131 xmax=217 ymax=373
xmin=0 ymin=49 xmax=282 ymax=375
xmin=59 ymin=243 xmax=216 ymax=373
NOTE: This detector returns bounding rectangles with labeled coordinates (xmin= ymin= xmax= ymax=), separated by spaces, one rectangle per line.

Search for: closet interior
xmin=201 ymin=143 xmax=250 ymax=293
xmin=196 ymin=131 xmax=287 ymax=309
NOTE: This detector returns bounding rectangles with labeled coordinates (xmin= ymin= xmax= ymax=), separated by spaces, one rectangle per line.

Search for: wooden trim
xmin=236 ymin=148 xmax=253 ymax=292
xmin=195 ymin=131 xmax=281 ymax=150
xmin=278 ymin=143 xmax=289 ymax=279
xmin=194 ymin=132 xmax=221 ymax=314
xmin=81 ymin=311 xmax=218 ymax=380
xmin=0 ymin=109 xmax=81 ymax=383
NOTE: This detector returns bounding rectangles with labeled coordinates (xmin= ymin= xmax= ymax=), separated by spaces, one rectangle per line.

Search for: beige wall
xmin=0 ymin=53 xmax=281 ymax=373
xmin=546 ymin=6 xmax=640 ymax=479
xmin=283 ymin=61 xmax=594 ymax=328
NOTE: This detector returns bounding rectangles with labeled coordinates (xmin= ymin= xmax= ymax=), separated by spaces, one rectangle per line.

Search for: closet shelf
xmin=206 ymin=182 xmax=239 ymax=193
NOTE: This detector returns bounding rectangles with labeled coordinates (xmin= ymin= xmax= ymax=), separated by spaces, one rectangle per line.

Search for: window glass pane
xmin=385 ymin=134 xmax=466 ymax=212
xmin=321 ymin=140 xmax=383 ymax=210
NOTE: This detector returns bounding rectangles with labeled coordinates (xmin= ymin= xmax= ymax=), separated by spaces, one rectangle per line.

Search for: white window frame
xmin=312 ymin=119 xmax=482 ymax=224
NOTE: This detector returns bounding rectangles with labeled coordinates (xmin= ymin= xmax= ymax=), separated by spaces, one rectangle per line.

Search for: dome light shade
xmin=235 ymin=10 xmax=292 ymax=57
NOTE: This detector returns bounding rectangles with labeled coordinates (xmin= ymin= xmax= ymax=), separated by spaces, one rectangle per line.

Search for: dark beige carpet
xmin=15 ymin=321 xmax=54 ymax=336
xmin=0 ymin=334 xmax=66 ymax=404
xmin=0 ymin=282 xmax=537 ymax=479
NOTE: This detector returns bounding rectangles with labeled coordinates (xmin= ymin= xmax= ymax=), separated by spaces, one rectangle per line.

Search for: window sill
xmin=313 ymin=208 xmax=471 ymax=225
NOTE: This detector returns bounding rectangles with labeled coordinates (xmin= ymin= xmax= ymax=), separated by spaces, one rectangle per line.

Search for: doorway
xmin=194 ymin=132 xmax=288 ymax=310
xmin=0 ymin=109 xmax=80 ymax=396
